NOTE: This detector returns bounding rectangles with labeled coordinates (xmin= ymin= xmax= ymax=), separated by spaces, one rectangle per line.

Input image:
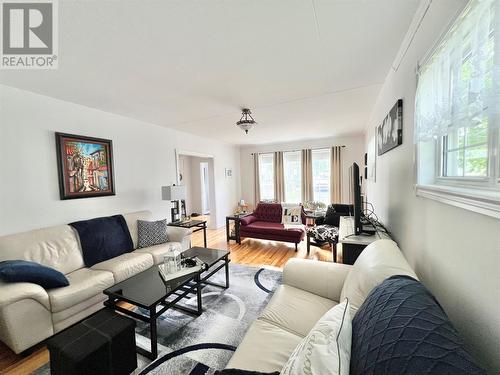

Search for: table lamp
xmin=162 ymin=185 xmax=186 ymax=222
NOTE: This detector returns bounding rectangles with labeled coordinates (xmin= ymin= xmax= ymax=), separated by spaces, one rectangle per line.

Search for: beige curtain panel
xmin=274 ymin=151 xmax=285 ymax=202
xmin=253 ymin=153 xmax=260 ymax=206
xmin=301 ymin=149 xmax=313 ymax=203
xmin=330 ymin=146 xmax=342 ymax=203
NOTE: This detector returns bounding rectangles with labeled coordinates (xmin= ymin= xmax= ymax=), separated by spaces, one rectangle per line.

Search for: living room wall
xmin=364 ymin=0 xmax=500 ymax=372
xmin=0 ymin=85 xmax=241 ymax=235
xmin=240 ymin=134 xmax=364 ymax=207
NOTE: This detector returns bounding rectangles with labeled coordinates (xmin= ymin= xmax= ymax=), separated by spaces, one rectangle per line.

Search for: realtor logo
xmin=1 ymin=0 xmax=58 ymax=69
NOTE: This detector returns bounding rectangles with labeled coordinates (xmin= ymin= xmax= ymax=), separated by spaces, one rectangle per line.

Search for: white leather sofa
xmin=226 ymin=239 xmax=417 ymax=373
xmin=0 ymin=210 xmax=191 ymax=354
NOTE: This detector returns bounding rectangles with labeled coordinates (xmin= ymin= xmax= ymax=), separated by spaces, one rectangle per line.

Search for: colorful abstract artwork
xmin=55 ymin=133 xmax=115 ymax=199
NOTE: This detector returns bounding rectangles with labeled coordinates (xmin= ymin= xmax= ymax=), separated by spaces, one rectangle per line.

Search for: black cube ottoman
xmin=47 ymin=308 xmax=137 ymax=375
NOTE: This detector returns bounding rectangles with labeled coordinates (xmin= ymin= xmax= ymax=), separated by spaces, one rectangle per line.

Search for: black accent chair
xmin=306 ymin=204 xmax=353 ymax=262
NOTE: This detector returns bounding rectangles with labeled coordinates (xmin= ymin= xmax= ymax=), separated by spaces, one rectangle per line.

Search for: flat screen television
xmin=350 ymin=162 xmax=363 ymax=235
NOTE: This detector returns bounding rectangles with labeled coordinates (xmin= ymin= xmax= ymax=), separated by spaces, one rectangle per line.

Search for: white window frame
xmin=415 ymin=128 xmax=500 ymax=218
xmin=436 ymin=126 xmax=498 ymax=188
xmin=311 ymin=148 xmax=332 ymax=205
xmin=283 ymin=150 xmax=302 ymax=204
xmin=258 ymin=152 xmax=275 ymax=201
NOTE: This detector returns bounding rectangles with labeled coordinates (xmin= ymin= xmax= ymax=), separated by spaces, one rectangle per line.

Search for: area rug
xmin=34 ymin=264 xmax=282 ymax=375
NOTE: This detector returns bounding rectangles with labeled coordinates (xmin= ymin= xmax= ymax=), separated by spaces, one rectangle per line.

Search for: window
xmin=283 ymin=151 xmax=301 ymax=203
xmin=415 ymin=0 xmax=500 ymax=218
xmin=442 ymin=120 xmax=489 ymax=178
xmin=258 ymin=153 xmax=274 ymax=200
xmin=311 ymin=148 xmax=331 ymax=204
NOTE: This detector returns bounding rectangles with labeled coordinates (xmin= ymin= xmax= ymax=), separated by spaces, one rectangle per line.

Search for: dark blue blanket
xmin=351 ymin=275 xmax=485 ymax=375
xmin=70 ymin=215 xmax=134 ymax=267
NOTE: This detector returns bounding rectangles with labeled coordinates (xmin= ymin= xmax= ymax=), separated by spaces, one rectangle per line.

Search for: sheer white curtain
xmin=415 ymin=0 xmax=500 ymax=142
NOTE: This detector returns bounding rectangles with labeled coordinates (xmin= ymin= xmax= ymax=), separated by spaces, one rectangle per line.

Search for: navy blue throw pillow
xmin=0 ymin=260 xmax=69 ymax=289
xmin=351 ymin=275 xmax=485 ymax=375
xmin=70 ymin=214 xmax=134 ymax=267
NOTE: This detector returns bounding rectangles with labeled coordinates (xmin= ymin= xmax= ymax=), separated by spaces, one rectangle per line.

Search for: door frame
xmin=175 ymin=149 xmax=217 ymax=229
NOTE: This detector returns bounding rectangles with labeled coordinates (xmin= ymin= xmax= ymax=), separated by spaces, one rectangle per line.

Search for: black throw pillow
xmin=323 ymin=205 xmax=343 ymax=226
xmin=351 ymin=275 xmax=485 ymax=375
xmin=70 ymin=214 xmax=134 ymax=267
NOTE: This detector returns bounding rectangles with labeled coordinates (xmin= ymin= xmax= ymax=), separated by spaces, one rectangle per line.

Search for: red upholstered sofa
xmin=239 ymin=203 xmax=306 ymax=251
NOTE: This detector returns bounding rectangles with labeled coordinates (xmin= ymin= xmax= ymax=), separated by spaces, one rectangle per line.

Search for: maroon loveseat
xmin=239 ymin=203 xmax=306 ymax=251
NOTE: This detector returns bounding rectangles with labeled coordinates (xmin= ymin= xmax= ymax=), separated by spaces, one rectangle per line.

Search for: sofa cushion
xmin=242 ymin=222 xmax=303 ymax=237
xmin=70 ymin=215 xmax=134 ymax=267
xmin=135 ymin=242 xmax=181 ymax=264
xmin=225 ymin=319 xmax=303 ymax=373
xmin=281 ymin=299 xmax=352 ymax=375
xmin=91 ymin=252 xmax=153 ymax=283
xmin=123 ymin=211 xmax=153 ymax=249
xmin=281 ymin=205 xmax=302 ymax=225
xmin=0 ymin=260 xmax=69 ymax=289
xmin=351 ymin=275 xmax=486 ymax=375
xmin=240 ymin=215 xmax=258 ymax=226
xmin=0 ymin=225 xmax=85 ymax=275
xmin=137 ymin=219 xmax=169 ymax=248
xmin=260 ymin=284 xmax=337 ymax=337
xmin=340 ymin=239 xmax=417 ymax=314
xmin=48 ymin=268 xmax=114 ymax=313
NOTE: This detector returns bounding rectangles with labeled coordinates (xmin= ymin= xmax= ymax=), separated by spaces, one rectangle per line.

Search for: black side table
xmin=168 ymin=220 xmax=207 ymax=247
xmin=226 ymin=213 xmax=251 ymax=244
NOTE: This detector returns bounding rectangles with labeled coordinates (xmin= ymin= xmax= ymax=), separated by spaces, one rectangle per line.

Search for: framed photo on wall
xmin=377 ymin=99 xmax=403 ymax=155
xmin=55 ymin=132 xmax=115 ymax=200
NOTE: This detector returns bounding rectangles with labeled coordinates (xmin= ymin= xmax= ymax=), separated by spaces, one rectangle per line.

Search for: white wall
xmin=364 ymin=1 xmax=500 ymax=372
xmin=0 ymin=85 xmax=241 ymax=235
xmin=240 ymin=135 xmax=365 ymax=207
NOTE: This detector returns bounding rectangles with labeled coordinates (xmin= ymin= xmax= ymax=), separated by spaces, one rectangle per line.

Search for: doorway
xmin=200 ymin=162 xmax=210 ymax=215
xmin=176 ymin=151 xmax=216 ymax=229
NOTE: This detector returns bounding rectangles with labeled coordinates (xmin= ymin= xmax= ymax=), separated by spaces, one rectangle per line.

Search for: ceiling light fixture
xmin=236 ymin=108 xmax=257 ymax=134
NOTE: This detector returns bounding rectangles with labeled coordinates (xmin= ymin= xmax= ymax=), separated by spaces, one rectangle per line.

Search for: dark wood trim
xmin=55 ymin=132 xmax=116 ymax=200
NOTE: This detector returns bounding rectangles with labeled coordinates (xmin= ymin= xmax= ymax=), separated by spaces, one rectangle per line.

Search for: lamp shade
xmin=162 ymin=185 xmax=186 ymax=201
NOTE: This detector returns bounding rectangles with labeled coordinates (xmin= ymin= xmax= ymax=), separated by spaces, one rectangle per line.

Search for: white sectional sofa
xmin=226 ymin=239 xmax=417 ymax=373
xmin=0 ymin=211 xmax=191 ymax=354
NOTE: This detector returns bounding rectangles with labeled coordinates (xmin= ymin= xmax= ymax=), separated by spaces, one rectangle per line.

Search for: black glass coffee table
xmin=103 ymin=247 xmax=230 ymax=360
xmin=183 ymin=247 xmax=230 ymax=289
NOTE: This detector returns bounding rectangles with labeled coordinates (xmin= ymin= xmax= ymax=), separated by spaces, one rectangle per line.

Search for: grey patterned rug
xmin=34 ymin=263 xmax=282 ymax=375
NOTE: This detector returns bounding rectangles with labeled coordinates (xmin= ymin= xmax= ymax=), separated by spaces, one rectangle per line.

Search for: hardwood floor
xmin=0 ymin=222 xmax=334 ymax=374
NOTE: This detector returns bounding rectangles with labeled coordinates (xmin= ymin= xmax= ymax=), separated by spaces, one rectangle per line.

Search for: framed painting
xmin=377 ymin=99 xmax=403 ymax=155
xmin=55 ymin=132 xmax=115 ymax=199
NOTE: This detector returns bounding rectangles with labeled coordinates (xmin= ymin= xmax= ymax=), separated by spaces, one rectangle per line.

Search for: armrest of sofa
xmin=0 ymin=281 xmax=53 ymax=354
xmin=0 ymin=281 xmax=50 ymax=310
xmin=283 ymin=259 xmax=352 ymax=302
xmin=240 ymin=215 xmax=258 ymax=226
xmin=166 ymin=226 xmax=192 ymax=251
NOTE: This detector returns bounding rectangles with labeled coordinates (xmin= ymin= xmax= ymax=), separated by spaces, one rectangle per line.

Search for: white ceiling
xmin=0 ymin=0 xmax=420 ymax=145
